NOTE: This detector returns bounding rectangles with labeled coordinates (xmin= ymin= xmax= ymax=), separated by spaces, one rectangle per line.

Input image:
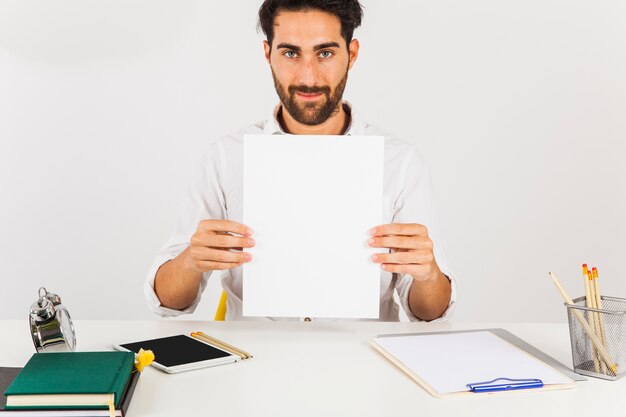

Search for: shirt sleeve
xmin=391 ymin=149 xmax=458 ymax=322
xmin=144 ymin=142 xmax=227 ymax=317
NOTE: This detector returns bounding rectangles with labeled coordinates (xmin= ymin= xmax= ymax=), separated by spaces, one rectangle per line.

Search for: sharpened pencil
xmin=592 ymin=267 xmax=609 ymax=374
xmin=548 ymin=272 xmax=617 ymax=375
xmin=586 ymin=266 xmax=607 ymax=374
xmin=191 ymin=331 xmax=252 ymax=360
xmin=582 ymin=264 xmax=600 ymax=373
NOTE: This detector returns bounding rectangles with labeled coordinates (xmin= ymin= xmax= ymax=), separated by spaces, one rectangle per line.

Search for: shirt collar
xmin=262 ymin=101 xmax=364 ymax=136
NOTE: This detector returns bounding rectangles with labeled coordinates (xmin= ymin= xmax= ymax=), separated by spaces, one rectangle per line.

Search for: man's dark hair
xmin=258 ymin=0 xmax=364 ymax=48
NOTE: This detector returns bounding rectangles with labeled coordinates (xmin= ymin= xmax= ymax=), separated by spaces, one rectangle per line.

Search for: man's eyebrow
xmin=276 ymin=43 xmax=302 ymax=52
xmin=313 ymin=42 xmax=341 ymax=51
xmin=275 ymin=42 xmax=341 ymax=52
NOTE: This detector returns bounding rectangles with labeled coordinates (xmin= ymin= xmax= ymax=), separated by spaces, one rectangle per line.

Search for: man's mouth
xmin=295 ymin=91 xmax=324 ymax=101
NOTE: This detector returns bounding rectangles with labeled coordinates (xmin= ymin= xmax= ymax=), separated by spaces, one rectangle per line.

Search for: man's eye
xmin=284 ymin=51 xmax=298 ymax=58
xmin=319 ymin=51 xmax=333 ymax=58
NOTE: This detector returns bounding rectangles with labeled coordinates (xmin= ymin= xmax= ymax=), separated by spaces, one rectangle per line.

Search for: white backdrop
xmin=1 ymin=0 xmax=624 ymax=322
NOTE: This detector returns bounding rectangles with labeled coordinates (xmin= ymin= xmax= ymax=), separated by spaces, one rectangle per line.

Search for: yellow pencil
xmin=587 ymin=267 xmax=606 ymax=374
xmin=548 ymin=272 xmax=617 ymax=375
xmin=591 ymin=266 xmax=606 ymax=373
xmin=582 ymin=264 xmax=600 ymax=373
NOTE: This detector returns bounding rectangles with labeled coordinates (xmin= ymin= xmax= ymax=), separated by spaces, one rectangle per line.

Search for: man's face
xmin=264 ymin=10 xmax=358 ymax=126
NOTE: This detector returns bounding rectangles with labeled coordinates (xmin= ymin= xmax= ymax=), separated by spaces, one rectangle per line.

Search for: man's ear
xmin=348 ymin=38 xmax=359 ymax=70
xmin=263 ymin=40 xmax=271 ymax=64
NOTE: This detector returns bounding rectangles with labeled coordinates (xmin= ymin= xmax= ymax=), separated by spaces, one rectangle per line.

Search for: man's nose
xmin=298 ymin=56 xmax=321 ymax=86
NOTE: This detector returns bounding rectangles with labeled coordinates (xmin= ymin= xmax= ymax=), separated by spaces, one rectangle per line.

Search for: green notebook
xmin=4 ymin=351 xmax=134 ymax=410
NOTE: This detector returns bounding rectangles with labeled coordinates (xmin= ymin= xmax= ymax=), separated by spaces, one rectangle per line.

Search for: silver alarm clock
xmin=29 ymin=287 xmax=76 ymax=352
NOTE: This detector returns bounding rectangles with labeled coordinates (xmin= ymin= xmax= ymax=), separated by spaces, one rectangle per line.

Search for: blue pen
xmin=466 ymin=378 xmax=544 ymax=393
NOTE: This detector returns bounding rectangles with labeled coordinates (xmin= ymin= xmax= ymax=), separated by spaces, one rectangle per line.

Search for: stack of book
xmin=1 ymin=351 xmax=140 ymax=417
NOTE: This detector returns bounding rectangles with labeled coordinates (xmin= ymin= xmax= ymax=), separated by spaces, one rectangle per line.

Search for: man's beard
xmin=271 ymin=68 xmax=348 ymax=126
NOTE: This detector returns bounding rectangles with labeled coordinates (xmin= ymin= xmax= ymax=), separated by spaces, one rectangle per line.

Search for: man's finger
xmin=371 ymin=251 xmax=433 ymax=265
xmin=367 ymin=236 xmax=420 ymax=249
xmin=192 ymin=247 xmax=252 ymax=264
xmin=369 ymin=223 xmax=427 ymax=237
xmin=192 ymin=233 xmax=255 ymax=249
xmin=380 ymin=263 xmax=432 ymax=277
xmin=199 ymin=219 xmax=254 ymax=236
xmin=196 ymin=261 xmax=244 ymax=271
xmin=379 ymin=263 xmax=417 ymax=275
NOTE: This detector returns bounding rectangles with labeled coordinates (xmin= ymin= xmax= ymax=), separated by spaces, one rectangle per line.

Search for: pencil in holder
xmin=566 ymin=296 xmax=626 ymax=380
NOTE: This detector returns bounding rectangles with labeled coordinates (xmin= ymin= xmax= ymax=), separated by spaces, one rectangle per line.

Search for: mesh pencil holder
xmin=566 ymin=296 xmax=626 ymax=380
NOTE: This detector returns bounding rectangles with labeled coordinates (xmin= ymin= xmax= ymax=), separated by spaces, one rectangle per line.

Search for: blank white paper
xmin=242 ymin=134 xmax=384 ymax=318
xmin=373 ymin=331 xmax=573 ymax=395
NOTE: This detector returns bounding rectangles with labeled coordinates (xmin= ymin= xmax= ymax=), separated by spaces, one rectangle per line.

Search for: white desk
xmin=2 ymin=320 xmax=625 ymax=416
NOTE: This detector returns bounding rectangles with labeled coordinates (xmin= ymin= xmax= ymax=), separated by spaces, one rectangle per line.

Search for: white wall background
xmin=1 ymin=0 xmax=624 ymax=322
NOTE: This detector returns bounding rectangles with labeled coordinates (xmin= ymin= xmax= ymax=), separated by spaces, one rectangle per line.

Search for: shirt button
xmin=304 ymin=317 xmax=311 ymax=322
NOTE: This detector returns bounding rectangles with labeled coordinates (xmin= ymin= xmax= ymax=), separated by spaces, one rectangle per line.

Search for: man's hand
xmin=186 ymin=220 xmax=255 ymax=273
xmin=154 ymin=219 xmax=254 ymax=310
xmin=368 ymin=223 xmax=451 ymax=320
xmin=368 ymin=223 xmax=439 ymax=281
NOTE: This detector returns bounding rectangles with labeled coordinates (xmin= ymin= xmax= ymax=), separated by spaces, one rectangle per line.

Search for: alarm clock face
xmin=57 ymin=306 xmax=76 ymax=351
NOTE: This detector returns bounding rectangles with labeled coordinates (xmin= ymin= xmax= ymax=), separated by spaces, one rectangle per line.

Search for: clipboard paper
xmin=370 ymin=331 xmax=575 ymax=398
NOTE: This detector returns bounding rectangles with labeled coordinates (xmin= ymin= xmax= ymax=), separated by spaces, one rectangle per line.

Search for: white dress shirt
xmin=144 ymin=103 xmax=457 ymax=321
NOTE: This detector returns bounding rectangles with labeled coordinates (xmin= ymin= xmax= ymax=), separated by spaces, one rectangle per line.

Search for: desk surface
xmin=2 ymin=320 xmax=624 ymax=417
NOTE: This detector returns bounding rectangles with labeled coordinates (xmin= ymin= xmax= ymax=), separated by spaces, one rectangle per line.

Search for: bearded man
xmin=145 ymin=0 xmax=456 ymax=322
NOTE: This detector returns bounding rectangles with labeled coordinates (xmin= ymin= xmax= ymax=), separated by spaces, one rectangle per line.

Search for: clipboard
xmin=370 ymin=330 xmax=576 ymax=398
xmin=377 ymin=328 xmax=585 ymax=382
